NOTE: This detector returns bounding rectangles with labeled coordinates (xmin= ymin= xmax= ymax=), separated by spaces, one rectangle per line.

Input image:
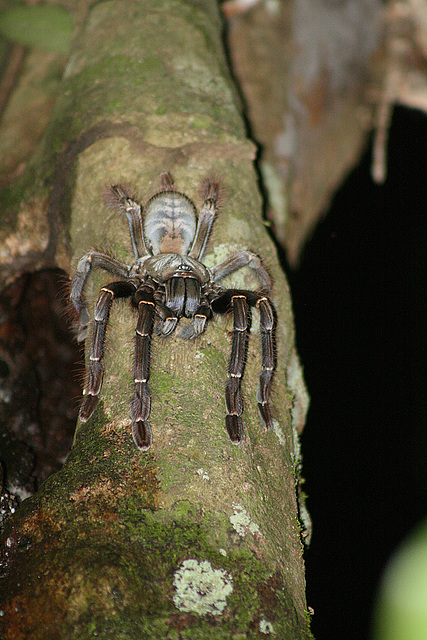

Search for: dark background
xmin=286 ymin=106 xmax=427 ymax=640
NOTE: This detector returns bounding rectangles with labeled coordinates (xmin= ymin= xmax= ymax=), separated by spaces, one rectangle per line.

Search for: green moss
xmin=191 ymin=115 xmax=214 ymax=129
xmin=171 ymin=499 xmax=193 ymax=518
xmin=151 ymin=369 xmax=176 ymax=399
xmin=2 ymin=451 xmax=311 ymax=637
xmin=61 ymin=53 xmax=230 ymax=128
xmin=142 ymin=55 xmax=167 ymax=73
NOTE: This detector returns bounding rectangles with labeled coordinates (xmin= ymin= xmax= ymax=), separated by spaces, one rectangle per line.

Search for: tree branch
xmin=0 ymin=1 xmax=311 ymax=637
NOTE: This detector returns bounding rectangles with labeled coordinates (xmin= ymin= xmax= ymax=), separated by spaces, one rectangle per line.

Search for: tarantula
xmin=71 ymin=173 xmax=276 ymax=450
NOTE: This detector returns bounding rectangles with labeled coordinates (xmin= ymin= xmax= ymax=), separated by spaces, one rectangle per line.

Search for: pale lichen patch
xmin=259 ymin=619 xmax=276 ymax=634
xmin=196 ymin=468 xmax=210 ymax=481
xmin=272 ymin=419 xmax=286 ymax=446
xmin=230 ymin=502 xmax=262 ymax=537
xmin=286 ymin=349 xmax=310 ymax=438
xmin=173 ymin=559 xmax=233 ymax=615
xmin=203 ymin=243 xmax=244 ymax=271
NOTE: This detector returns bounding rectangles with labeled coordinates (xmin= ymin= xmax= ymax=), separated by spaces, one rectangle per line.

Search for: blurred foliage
xmin=0 ymin=6 xmax=73 ymax=53
xmin=373 ymin=517 xmax=427 ymax=640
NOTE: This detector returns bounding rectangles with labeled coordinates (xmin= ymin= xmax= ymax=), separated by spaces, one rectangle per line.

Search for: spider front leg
xmin=212 ymin=250 xmax=272 ymax=293
xmin=71 ymin=251 xmax=130 ymax=341
xmin=79 ymin=281 xmax=136 ymax=423
xmin=131 ymin=287 xmax=156 ymax=451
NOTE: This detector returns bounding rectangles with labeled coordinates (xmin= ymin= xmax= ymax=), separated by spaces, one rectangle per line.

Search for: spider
xmin=71 ymin=173 xmax=276 ymax=451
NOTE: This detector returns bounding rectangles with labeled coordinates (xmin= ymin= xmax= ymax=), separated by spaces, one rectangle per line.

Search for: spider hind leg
xmin=256 ymin=296 xmax=276 ymax=430
xmin=212 ymin=289 xmax=276 ymax=441
xmin=212 ymin=292 xmax=250 ymax=443
xmin=131 ymin=288 xmax=156 ymax=450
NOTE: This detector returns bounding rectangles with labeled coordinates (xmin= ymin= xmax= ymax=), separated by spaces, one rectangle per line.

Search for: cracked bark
xmin=0 ymin=1 xmax=312 ymax=638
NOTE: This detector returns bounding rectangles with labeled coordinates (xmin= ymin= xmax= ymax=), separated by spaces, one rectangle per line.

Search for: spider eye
xmin=144 ymin=192 xmax=196 ymax=254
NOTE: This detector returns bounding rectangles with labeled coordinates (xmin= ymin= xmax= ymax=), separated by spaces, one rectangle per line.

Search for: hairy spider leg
xmin=178 ymin=294 xmax=213 ymax=339
xmin=153 ymin=296 xmax=179 ymax=336
xmin=227 ymin=294 xmax=250 ymax=442
xmin=189 ymin=180 xmax=220 ymax=260
xmin=255 ymin=296 xmax=276 ymax=429
xmin=159 ymin=171 xmax=175 ymax=191
xmin=211 ymin=289 xmax=276 ymax=440
xmin=131 ymin=288 xmax=156 ymax=450
xmin=212 ymin=250 xmax=272 ymax=292
xmin=79 ymin=281 xmax=137 ymax=423
xmin=212 ymin=293 xmax=250 ymax=442
xmin=71 ymin=251 xmax=130 ymax=341
xmin=108 ymin=184 xmax=148 ymax=259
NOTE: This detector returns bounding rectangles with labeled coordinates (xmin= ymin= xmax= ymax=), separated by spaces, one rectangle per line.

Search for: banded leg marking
xmin=211 ymin=288 xmax=276 ymax=439
xmin=131 ymin=293 xmax=155 ymax=450
xmin=189 ymin=180 xmax=220 ymax=260
xmin=108 ymin=184 xmax=147 ymax=259
xmin=80 ymin=281 xmax=135 ymax=422
xmin=225 ymin=295 xmax=250 ymax=443
xmin=256 ymin=296 xmax=276 ymax=430
xmin=178 ymin=301 xmax=212 ymax=339
xmin=70 ymin=252 xmax=130 ymax=341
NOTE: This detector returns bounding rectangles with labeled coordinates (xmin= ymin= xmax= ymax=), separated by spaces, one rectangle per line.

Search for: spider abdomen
xmin=144 ymin=192 xmax=197 ymax=254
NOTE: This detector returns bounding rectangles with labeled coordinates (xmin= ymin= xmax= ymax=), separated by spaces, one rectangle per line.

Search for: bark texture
xmin=0 ymin=1 xmax=311 ymax=638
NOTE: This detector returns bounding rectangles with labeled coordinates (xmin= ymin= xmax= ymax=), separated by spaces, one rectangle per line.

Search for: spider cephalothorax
xmin=71 ymin=173 xmax=276 ymax=450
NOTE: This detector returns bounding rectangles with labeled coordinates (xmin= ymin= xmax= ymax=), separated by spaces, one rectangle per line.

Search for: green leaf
xmin=373 ymin=518 xmax=427 ymax=640
xmin=0 ymin=6 xmax=73 ymax=53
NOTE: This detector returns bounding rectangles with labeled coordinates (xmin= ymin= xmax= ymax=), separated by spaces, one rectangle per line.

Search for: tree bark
xmin=0 ymin=1 xmax=312 ymax=638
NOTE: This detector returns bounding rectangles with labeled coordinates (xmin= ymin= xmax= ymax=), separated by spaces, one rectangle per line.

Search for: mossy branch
xmin=0 ymin=1 xmax=312 ymax=638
